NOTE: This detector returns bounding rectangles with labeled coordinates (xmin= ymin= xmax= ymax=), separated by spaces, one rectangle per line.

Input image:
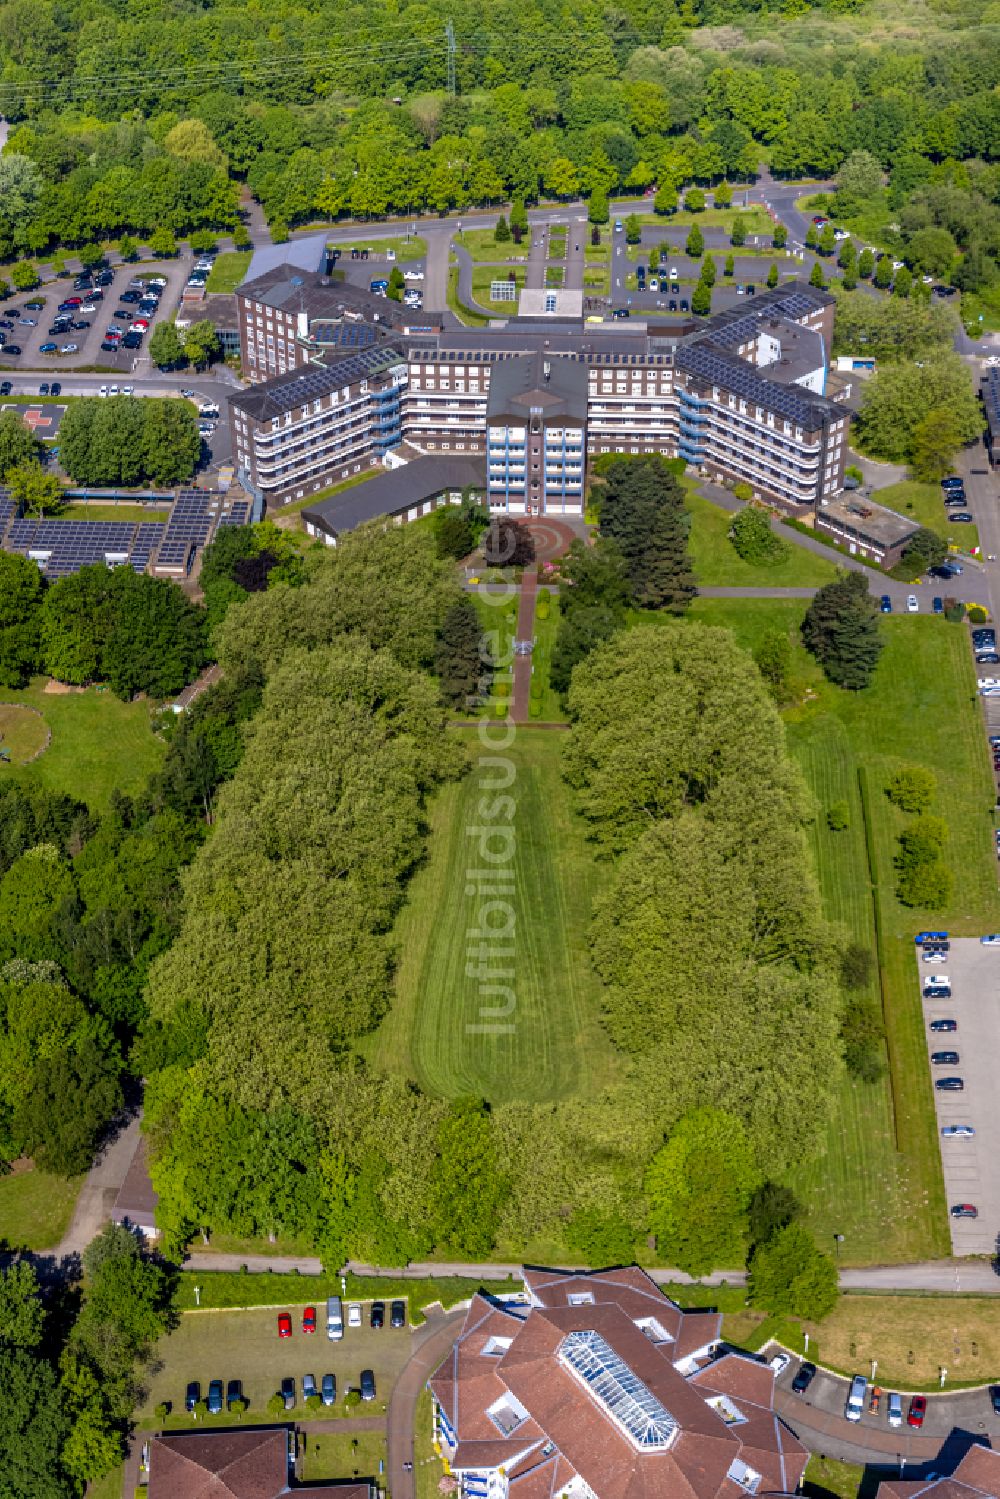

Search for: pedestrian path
xmin=510 ymin=569 xmax=538 ymax=722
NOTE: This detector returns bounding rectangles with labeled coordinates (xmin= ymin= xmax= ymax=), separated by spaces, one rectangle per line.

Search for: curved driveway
xmin=387 ymin=1304 xmax=467 ymax=1499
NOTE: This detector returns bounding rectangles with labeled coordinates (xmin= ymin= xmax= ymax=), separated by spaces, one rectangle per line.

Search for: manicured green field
xmin=329 ymin=236 xmax=427 ymax=262
xmin=0 ymin=1164 xmax=82 ymax=1249
xmin=62 ymin=504 xmax=168 ymax=523
xmin=454 ymin=229 xmax=530 ymax=261
xmin=365 ymin=729 xmax=618 ymax=1104
xmin=685 ymin=487 xmax=840 ymax=586
xmin=0 ymin=677 xmax=163 ymax=811
xmin=875 ymin=479 xmax=979 ymax=556
xmin=688 ymin=597 xmax=997 ymax=1263
xmin=205 ymin=251 xmax=252 ymax=293
xmin=302 ymin=1430 xmax=387 ymax=1484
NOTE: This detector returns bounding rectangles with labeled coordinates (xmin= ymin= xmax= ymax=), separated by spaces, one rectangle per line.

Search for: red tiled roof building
xmin=429 ymin=1268 xmax=807 ymax=1499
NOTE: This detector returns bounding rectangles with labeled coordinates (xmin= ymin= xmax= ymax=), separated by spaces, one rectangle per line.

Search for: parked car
xmin=869 ymin=1385 xmax=882 ymax=1414
xmin=950 ymin=512 xmax=974 ymax=522
xmin=941 ymin=476 xmax=965 ymax=489
xmin=303 ymin=1306 xmax=316 ymax=1334
xmin=370 ymin=1301 xmax=385 ymax=1330
xmin=278 ymin=1312 xmax=292 ymax=1339
xmin=942 ymin=1124 xmax=975 ymax=1137
xmin=950 ymin=1203 xmax=978 ymax=1218
xmin=0 ymin=382 xmax=11 ymax=396
xmin=360 ymin=1369 xmax=376 ymax=1401
xmin=936 ymin=1077 xmax=964 ymax=1090
xmin=38 ymin=343 xmax=57 ymax=353
xmin=908 ymin=1395 xmax=927 ymax=1427
xmin=907 ymin=595 xmax=919 ymax=612
xmin=185 ymin=1381 xmax=200 ymax=1413
xmin=981 ymin=934 xmax=1000 ymax=945
xmin=322 ymin=1373 xmax=336 ymax=1406
xmin=923 ymin=950 xmax=948 ymax=964
xmin=769 ymin=1352 xmax=790 ymax=1376
xmin=888 ymin=1392 xmax=903 ymax=1428
xmin=281 ymin=1376 xmax=295 ymax=1410
xmin=49 ymin=383 xmax=60 ymax=396
xmin=990 ymin=1385 xmax=1000 ymax=1415
xmin=391 ymin=1300 xmax=406 ymax=1329
xmin=303 ymin=1374 xmax=317 ymax=1400
xmin=791 ymin=1361 xmax=816 ymax=1394
xmin=923 ymin=985 xmax=951 ymax=999
xmin=931 ymin=1051 xmax=960 ymax=1065
xmin=207 ymin=1379 xmax=223 ymax=1415
xmin=348 ymin=1303 xmax=362 ymax=1329
xmin=0 ymin=346 xmax=20 ymax=356
xmin=930 ymin=1019 xmax=958 ymax=1032
xmin=933 ymin=597 xmax=943 ymax=614
xmin=880 ymin=594 xmax=892 ymax=612
xmin=227 ymin=1379 xmax=243 ymax=1411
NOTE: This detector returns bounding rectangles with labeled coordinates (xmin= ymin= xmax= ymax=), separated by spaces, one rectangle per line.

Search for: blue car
xmin=915 ymin=931 xmax=948 ymax=944
xmin=38 ymin=342 xmax=56 ymax=353
xmin=880 ymin=595 xmax=892 ymax=613
xmin=933 ymin=596 xmax=943 ymax=614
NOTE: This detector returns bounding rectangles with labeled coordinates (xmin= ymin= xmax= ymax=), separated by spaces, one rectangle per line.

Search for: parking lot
xmin=920 ymin=938 xmax=1000 ymax=1253
xmin=137 ymin=1300 xmax=413 ymax=1428
xmin=0 ymin=255 xmax=190 ymax=376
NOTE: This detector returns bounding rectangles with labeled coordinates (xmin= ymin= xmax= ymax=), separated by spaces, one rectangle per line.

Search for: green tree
xmin=588 ymin=186 xmax=609 ymax=225
xmin=0 ymin=411 xmax=40 ymax=480
xmin=7 ymin=462 xmax=63 ymax=519
xmin=149 ymin=322 xmax=186 ymax=370
xmin=801 ymin=571 xmax=884 ymax=689
xmin=117 ymin=234 xmax=138 ymax=261
xmin=874 ymin=254 xmax=893 ymax=289
xmin=551 ymin=605 xmax=621 ymax=697
xmin=766 ymin=262 xmax=779 ymax=289
xmin=729 ymin=506 xmax=788 ymax=566
xmin=858 ymin=246 xmax=875 ymax=279
xmin=855 ymin=357 xmax=981 ymax=467
xmin=624 ymin=213 xmax=642 ymax=244
xmin=901 ymin=526 xmax=947 ymax=573
xmin=494 ymin=214 xmax=510 ymax=243
xmin=805 ymin=224 xmax=819 ymax=251
xmin=434 ymin=597 xmax=487 ymax=709
xmin=748 ymin=1222 xmax=839 ymax=1319
xmin=691 ymin=280 xmax=711 ymax=315
xmin=598 ymin=455 xmax=696 ymax=611
xmin=714 ymin=182 xmax=732 ymax=208
xmin=838 ymin=239 xmax=856 ymax=272
xmin=752 ymin=628 xmax=795 ymax=703
xmin=819 ymin=222 xmax=836 ymax=256
xmin=724 ymin=252 xmax=734 ymax=277
xmin=700 ymin=254 xmax=716 ymax=287
xmin=386 ymin=267 xmax=406 ymax=303
xmin=906 ymin=227 xmax=957 ymax=279
xmin=433 ymin=504 xmax=480 ymax=560
xmin=645 ymin=1108 xmax=762 ymax=1275
xmin=685 ymin=188 xmax=705 ymax=212
xmin=0 ymin=1347 xmax=72 ymax=1498
xmin=182 ymin=319 xmax=220 ymax=369
xmin=431 ymin=1099 xmax=507 ymax=1256
xmin=509 ymin=198 xmax=528 ymax=241
xmin=729 ymin=215 xmax=747 ymax=248
xmin=14 ymin=1038 xmax=122 ymax=1176
xmin=142 ymin=399 xmax=201 ymax=485
xmin=9 ymin=262 xmax=38 ymax=292
xmin=808 ymin=260 xmax=826 ymax=290
xmin=747 ymin=1182 xmax=801 ymax=1250
xmin=893 ymin=266 xmax=913 ymax=299
xmin=890 ymin=772 xmax=939 ymax=825
xmin=841 ymin=1001 xmax=886 ymax=1083
xmin=653 ymin=185 xmax=678 ymax=216
xmin=685 ymin=223 xmax=704 ymax=258
xmin=772 ymin=223 xmax=787 ymax=249
xmin=148 ymin=227 xmax=177 ymax=258
xmin=909 ymin=407 xmax=965 ymax=482
xmin=0 ymin=1262 xmax=44 ymax=1350
xmin=0 ymin=552 xmax=43 ymax=689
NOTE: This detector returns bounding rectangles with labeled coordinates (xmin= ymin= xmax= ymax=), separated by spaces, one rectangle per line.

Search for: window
xmin=559 ymin=1329 xmax=678 ymax=1450
xmin=482 ymin=1335 xmax=513 ymax=1357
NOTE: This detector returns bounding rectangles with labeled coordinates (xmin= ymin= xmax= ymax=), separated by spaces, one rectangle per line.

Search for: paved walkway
xmin=510 ymin=568 xmax=537 ymax=722
xmin=56 ymin=1110 xmax=142 ymax=1262
xmin=387 ymin=1305 xmax=467 ymax=1499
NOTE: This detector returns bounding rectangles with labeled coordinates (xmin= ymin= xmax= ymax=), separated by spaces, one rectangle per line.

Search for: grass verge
xmin=205 ymin=252 xmax=252 ymax=294
xmin=62 ymin=504 xmax=169 ymax=523
xmin=685 ymin=599 xmax=996 ymax=1263
xmin=175 ymin=1271 xmax=520 ymax=1319
xmin=802 ymin=1293 xmax=1000 ymax=1388
xmin=446 ymin=266 xmax=490 ymax=328
xmin=1 ymin=677 xmax=162 ymax=811
xmin=362 ymin=728 xmax=618 ymax=1104
xmin=0 ymin=1164 xmax=82 ymax=1249
xmin=329 ymin=236 xmax=427 ymax=262
xmin=273 ymin=468 xmax=380 ymax=520
xmin=415 ymin=1387 xmax=446 ymax=1499
xmin=301 ymin=1429 xmax=386 ymax=1484
xmin=686 ymin=486 xmax=839 ymax=586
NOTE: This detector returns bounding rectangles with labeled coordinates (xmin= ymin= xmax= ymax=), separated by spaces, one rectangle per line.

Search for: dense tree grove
xmin=58 ymin=397 xmax=201 ymax=488
xmin=802 ymin=571 xmax=884 ymax=689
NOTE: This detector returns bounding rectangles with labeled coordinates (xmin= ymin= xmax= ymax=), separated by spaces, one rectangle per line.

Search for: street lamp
xmin=833 ymin=1233 xmax=845 ymax=1263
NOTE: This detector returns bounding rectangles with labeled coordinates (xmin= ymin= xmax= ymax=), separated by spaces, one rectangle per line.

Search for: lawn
xmin=414 ymin=1387 xmax=446 ymax=1499
xmin=685 ymin=487 xmax=840 ymax=586
xmin=85 ymin=1465 xmax=125 ymax=1499
xmin=329 ymin=236 xmax=427 ymax=262
xmin=363 ymin=728 xmax=619 ymax=1105
xmin=136 ymin=1305 xmax=403 ymax=1428
xmin=874 ymin=480 xmax=980 ymax=557
xmin=0 ymin=1163 xmax=82 ymax=1249
xmin=0 ymin=677 xmax=162 ymax=811
xmin=803 ymin=1455 xmax=866 ymax=1499
xmin=0 ymin=703 xmax=49 ymax=764
xmin=205 ymin=251 xmax=251 ymax=294
xmin=686 ymin=598 xmax=998 ymax=1263
xmin=545 ymin=265 xmax=564 ymax=288
xmin=470 ymin=266 xmax=525 ymax=308
xmin=62 ymin=504 xmax=168 ymax=523
xmin=301 ymin=1429 xmax=386 ymax=1484
xmin=803 ymin=1293 xmax=1000 ymax=1389
xmin=454 ymin=229 xmax=530 ymax=261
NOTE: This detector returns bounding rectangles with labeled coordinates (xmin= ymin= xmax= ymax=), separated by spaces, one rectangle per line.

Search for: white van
xmin=845 ymin=1374 xmax=867 ymax=1421
xmin=887 ymin=1392 xmax=903 ymax=1428
xmin=326 ymin=1295 xmax=343 ymax=1341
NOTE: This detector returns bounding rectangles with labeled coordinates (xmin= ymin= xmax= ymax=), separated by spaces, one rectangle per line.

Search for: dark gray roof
xmin=485 ymin=350 xmax=588 ymax=423
xmin=757 ymin=317 xmax=826 ymax=385
xmin=238 ymin=264 xmax=440 ymax=335
xmin=675 ymin=339 xmax=837 ymax=428
xmin=302 ymin=455 xmax=484 ymax=537
xmin=816 ymin=492 xmax=920 ymax=548
xmin=696 ymin=284 xmax=833 ymax=352
xmin=244 ymin=232 xmax=328 ymax=285
xmin=230 ymin=347 xmax=405 ymax=422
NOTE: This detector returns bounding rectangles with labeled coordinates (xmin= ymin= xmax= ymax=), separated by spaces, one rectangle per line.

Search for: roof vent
xmin=290 ymin=276 xmax=303 ymax=287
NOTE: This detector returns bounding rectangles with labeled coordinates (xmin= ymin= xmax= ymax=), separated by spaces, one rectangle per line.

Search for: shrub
xmin=840 ymin=943 xmax=875 ymax=991
xmin=267 ymin=1394 xmax=285 ymax=1416
xmin=536 ymin=600 xmax=550 ymax=620
xmin=729 ymin=506 xmax=789 ymax=566
xmin=529 ymin=699 xmax=542 ymax=717
xmin=493 ymin=700 xmax=506 ymax=718
xmin=886 ymin=765 xmax=937 ymax=813
xmin=732 ymin=481 xmax=753 ymax=503
xmin=945 ymin=602 xmax=965 ymax=622
xmin=827 ymin=801 xmax=850 ymax=831
xmin=154 ymin=1403 xmax=169 ymax=1423
xmin=530 ymin=678 xmax=542 ymax=700
xmin=492 ymin=678 xmax=510 ymax=698
xmin=306 ymin=1394 xmax=323 ymax=1413
xmin=840 ymin=1001 xmax=886 ymax=1082
xmin=897 ymin=859 xmax=953 ymax=908
xmin=969 ymin=605 xmax=988 ymax=624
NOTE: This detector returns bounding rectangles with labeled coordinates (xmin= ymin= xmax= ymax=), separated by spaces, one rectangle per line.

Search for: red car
xmin=907 ymin=1395 xmax=926 ymax=1428
xmin=303 ymin=1306 xmax=316 ymax=1334
xmin=277 ymin=1312 xmax=292 ymax=1339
